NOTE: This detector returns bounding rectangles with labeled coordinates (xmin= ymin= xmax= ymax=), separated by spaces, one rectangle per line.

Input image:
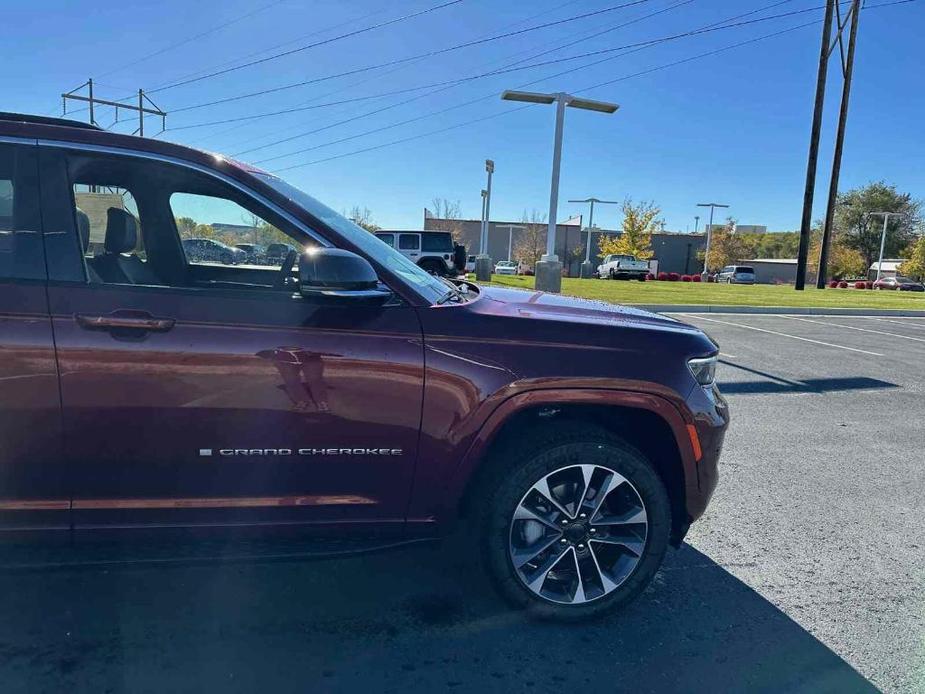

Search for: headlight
xmin=688 ymin=356 xmax=717 ymax=386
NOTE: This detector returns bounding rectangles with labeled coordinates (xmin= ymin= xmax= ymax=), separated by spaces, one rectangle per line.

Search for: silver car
xmin=716 ymin=265 xmax=756 ymax=284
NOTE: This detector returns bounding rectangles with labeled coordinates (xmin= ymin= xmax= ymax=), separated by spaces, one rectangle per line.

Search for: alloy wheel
xmin=508 ymin=464 xmax=648 ymax=605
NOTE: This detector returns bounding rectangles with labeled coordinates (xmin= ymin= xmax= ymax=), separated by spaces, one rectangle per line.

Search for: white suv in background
xmin=375 ymin=231 xmax=460 ymax=276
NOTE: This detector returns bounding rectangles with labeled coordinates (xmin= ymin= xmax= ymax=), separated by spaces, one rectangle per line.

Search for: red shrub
xmin=828 ymin=280 xmax=839 ymax=288
xmin=657 ymin=272 xmax=669 ymax=281
xmin=668 ymin=272 xmax=681 ymax=282
xmin=838 ymin=281 xmax=848 ymax=288
xmin=691 ymin=274 xmax=702 ymax=282
xmin=681 ymin=274 xmax=692 ymax=282
xmin=855 ymin=281 xmax=867 ymax=289
xmin=867 ymin=282 xmax=874 ymax=289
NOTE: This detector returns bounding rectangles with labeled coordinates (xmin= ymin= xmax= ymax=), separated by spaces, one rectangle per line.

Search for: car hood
xmin=473 ymin=285 xmax=704 ymax=337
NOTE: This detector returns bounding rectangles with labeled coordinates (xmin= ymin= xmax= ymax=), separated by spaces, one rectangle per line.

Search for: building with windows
xmin=421 ymin=215 xmax=707 ymax=276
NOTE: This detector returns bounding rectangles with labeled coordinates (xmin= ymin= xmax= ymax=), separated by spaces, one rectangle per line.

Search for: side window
xmin=398 ymin=234 xmax=420 ymax=251
xmin=0 ymin=143 xmax=44 ymax=280
xmin=377 ymin=233 xmax=394 ymax=248
xmin=170 ymin=192 xmax=302 ymax=269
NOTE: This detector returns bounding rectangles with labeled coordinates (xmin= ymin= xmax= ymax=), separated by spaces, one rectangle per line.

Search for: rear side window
xmin=398 ymin=234 xmax=420 ymax=250
xmin=377 ymin=233 xmax=394 ymax=247
xmin=0 ymin=143 xmax=44 ymax=280
xmin=421 ymin=232 xmax=452 ymax=252
xmin=736 ymin=266 xmax=754 ymax=273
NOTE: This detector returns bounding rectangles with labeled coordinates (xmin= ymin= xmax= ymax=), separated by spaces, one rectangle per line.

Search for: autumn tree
xmin=899 ymin=235 xmax=925 ymax=280
xmin=697 ymin=218 xmax=758 ymax=271
xmin=833 ymin=182 xmax=922 ymax=267
xmin=598 ymin=198 xmax=658 ymax=260
xmin=809 ymin=231 xmax=866 ymax=279
xmin=513 ymin=209 xmax=547 ymax=268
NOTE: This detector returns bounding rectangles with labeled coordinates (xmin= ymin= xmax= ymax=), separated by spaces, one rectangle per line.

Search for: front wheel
xmin=479 ymin=425 xmax=670 ymax=620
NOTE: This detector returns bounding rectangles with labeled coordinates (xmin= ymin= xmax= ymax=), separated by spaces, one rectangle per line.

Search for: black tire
xmin=636 ymin=275 xmax=647 ymax=282
xmin=478 ymin=423 xmax=671 ymax=621
xmin=608 ymin=269 xmax=616 ymax=280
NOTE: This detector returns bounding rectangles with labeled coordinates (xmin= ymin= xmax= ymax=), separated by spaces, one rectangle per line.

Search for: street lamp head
xmin=485 ymin=159 xmax=494 ymax=173
xmin=567 ymin=96 xmax=619 ymax=114
xmin=697 ymin=202 xmax=729 ymax=208
xmin=501 ymin=90 xmax=557 ymax=105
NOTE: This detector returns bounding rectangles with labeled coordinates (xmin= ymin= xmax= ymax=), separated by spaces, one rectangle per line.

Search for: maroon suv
xmin=0 ymin=113 xmax=727 ymax=619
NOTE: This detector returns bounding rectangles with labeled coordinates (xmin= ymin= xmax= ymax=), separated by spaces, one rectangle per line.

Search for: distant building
xmin=705 ymin=223 xmax=768 ymax=235
xmin=738 ymin=258 xmax=801 ymax=285
xmin=422 ymin=215 xmax=706 ymax=276
xmin=868 ymin=259 xmax=907 ymax=279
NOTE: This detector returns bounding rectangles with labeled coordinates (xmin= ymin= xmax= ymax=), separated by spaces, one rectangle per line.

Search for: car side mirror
xmin=298 ymin=248 xmax=391 ymax=305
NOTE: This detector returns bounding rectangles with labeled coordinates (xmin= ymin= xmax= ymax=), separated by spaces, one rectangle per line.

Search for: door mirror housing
xmin=298 ymin=248 xmax=390 ymax=304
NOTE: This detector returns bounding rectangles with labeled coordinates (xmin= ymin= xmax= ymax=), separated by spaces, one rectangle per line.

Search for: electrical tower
xmin=795 ymin=0 xmax=862 ymax=290
xmin=61 ymin=79 xmax=167 ymax=136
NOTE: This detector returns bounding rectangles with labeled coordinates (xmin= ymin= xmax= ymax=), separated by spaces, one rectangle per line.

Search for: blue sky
xmin=4 ymin=0 xmax=923 ymax=232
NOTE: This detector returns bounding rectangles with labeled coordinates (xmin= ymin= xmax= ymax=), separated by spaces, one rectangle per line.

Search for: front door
xmin=39 ymin=144 xmax=424 ymax=530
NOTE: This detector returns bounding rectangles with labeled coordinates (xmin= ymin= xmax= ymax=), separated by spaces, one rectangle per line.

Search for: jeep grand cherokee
xmin=0 ymin=112 xmax=727 ymax=619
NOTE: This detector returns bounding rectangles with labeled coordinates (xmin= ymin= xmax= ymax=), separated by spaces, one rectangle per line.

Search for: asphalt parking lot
xmin=0 ymin=313 xmax=922 ymax=693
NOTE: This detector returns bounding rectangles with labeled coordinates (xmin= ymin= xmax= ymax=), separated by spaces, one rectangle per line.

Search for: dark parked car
xmin=182 ymin=237 xmax=246 ymax=265
xmin=872 ymin=275 xmax=924 ymax=291
xmin=265 ymin=242 xmax=297 ymax=265
xmin=235 ymin=243 xmax=266 ymax=264
xmin=0 ymin=112 xmax=728 ymax=619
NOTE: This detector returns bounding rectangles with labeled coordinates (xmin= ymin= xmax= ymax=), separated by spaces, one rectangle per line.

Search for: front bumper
xmin=683 ymin=383 xmax=730 ymax=523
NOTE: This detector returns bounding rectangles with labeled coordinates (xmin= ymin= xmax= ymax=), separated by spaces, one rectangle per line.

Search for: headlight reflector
xmin=688 ymin=356 xmax=717 ymax=386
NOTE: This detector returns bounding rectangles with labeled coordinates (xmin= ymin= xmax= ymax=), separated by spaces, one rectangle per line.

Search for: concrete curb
xmin=631 ymin=304 xmax=925 ymax=317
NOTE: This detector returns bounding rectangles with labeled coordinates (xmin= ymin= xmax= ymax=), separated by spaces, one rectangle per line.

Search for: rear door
xmin=39 ymin=143 xmax=424 ymax=531
xmin=0 ymin=138 xmax=67 ymax=529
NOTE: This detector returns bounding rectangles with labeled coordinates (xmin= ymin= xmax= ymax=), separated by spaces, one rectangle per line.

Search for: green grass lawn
xmin=477 ymin=275 xmax=925 ymax=310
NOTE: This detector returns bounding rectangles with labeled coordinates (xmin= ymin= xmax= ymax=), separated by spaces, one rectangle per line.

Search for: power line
xmin=276 ymin=0 xmax=914 ymax=171
xmin=146 ymin=0 xmax=463 ymax=95
xmin=177 ymin=0 xmax=590 ymax=148
xmin=267 ymin=20 xmax=829 ymax=171
xmin=96 ymin=0 xmax=290 ymax=79
xmin=230 ymin=0 xmax=692 ymax=158
xmin=248 ymin=0 xmax=817 ymax=163
xmin=170 ymin=0 xmax=698 ymax=133
xmin=164 ymin=0 xmax=657 ymax=110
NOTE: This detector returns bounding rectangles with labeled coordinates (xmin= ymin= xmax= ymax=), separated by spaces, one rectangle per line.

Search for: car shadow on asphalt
xmin=0 ymin=537 xmax=877 ymax=693
xmin=717 ymin=360 xmax=898 ymax=395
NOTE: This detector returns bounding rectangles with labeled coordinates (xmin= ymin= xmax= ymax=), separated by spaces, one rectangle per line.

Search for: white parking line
xmin=782 ymin=315 xmax=925 ymax=343
xmin=683 ymin=315 xmax=884 ymax=356
xmin=859 ymin=316 xmax=925 ymax=331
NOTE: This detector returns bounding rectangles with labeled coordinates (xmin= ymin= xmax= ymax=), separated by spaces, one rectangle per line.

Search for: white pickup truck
xmin=597 ymin=254 xmax=650 ymax=280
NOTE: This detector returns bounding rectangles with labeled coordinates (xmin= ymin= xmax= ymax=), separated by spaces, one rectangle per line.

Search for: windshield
xmin=255 ymin=173 xmax=448 ymax=304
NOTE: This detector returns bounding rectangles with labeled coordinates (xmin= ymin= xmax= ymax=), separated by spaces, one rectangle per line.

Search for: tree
xmin=899 ymin=236 xmax=925 ymax=280
xmin=698 ymin=218 xmax=758 ymax=271
xmin=347 ymin=206 xmax=380 ymax=232
xmin=427 ymin=198 xmax=464 ymax=242
xmin=832 ymin=182 xmax=922 ymax=267
xmin=598 ymin=198 xmax=658 ymax=260
xmin=809 ymin=231 xmax=865 ymax=279
xmin=513 ymin=209 xmax=547 ymax=268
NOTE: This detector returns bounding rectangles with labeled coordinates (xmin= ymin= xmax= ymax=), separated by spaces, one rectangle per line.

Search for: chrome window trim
xmin=0 ymin=135 xmax=38 ymax=146
xmin=35 ymin=139 xmax=330 ymax=248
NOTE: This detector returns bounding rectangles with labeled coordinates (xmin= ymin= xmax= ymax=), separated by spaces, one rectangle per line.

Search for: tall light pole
xmin=476 ymin=160 xmax=495 ymax=282
xmin=694 ymin=215 xmax=700 ymax=234
xmin=697 ymin=202 xmax=729 ymax=280
xmin=569 ymin=197 xmax=619 ymax=279
xmin=497 ymin=224 xmax=525 ymax=263
xmin=868 ymin=212 xmax=905 ymax=281
xmin=501 ymin=90 xmax=619 ymax=292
